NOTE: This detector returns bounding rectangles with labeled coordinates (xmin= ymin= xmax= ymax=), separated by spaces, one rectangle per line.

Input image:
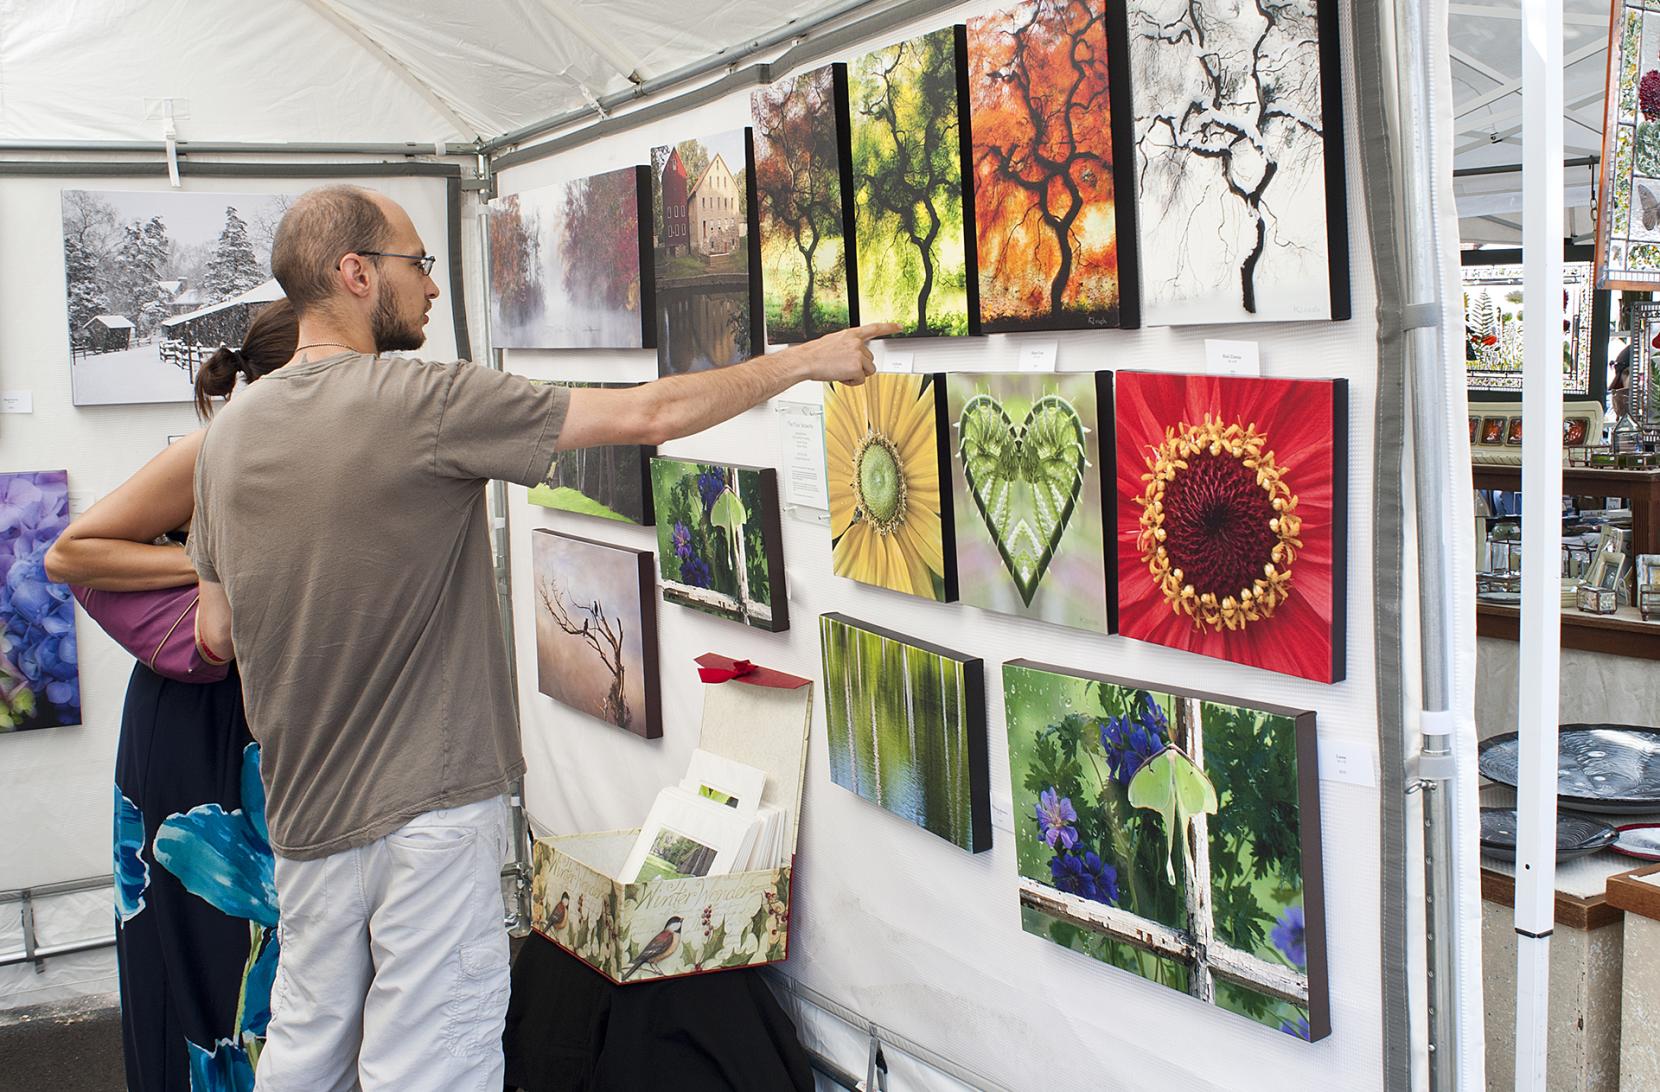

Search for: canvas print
xmin=531 ymin=529 xmax=661 ymax=738
xmin=824 ymin=372 xmax=958 ymax=602
xmin=849 ymin=26 xmax=979 ymax=337
xmin=947 ymin=371 xmax=1113 ymax=632
xmin=61 ymin=189 xmax=294 ymax=405
xmin=487 ymin=167 xmax=654 ymax=349
xmin=1597 ymin=2 xmax=1660 ymax=289
xmin=0 ymin=471 xmax=79 ymax=733
xmin=1115 ymin=372 xmax=1347 ymax=683
xmin=1003 ymin=660 xmax=1328 ymax=1040
xmin=819 ymin=613 xmax=989 ymax=852
xmin=1461 ymin=257 xmax=1597 ymax=395
xmin=967 ymin=0 xmax=1137 ymax=331
xmin=1126 ymin=0 xmax=1349 ymax=324
xmin=752 ymin=65 xmax=857 ymax=343
xmin=529 ymin=382 xmax=654 ymax=524
xmin=650 ymin=457 xmax=789 ymax=631
xmin=651 ymin=129 xmax=762 ymax=373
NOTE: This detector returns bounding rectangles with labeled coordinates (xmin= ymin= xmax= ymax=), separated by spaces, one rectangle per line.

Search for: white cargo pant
xmin=255 ymin=794 xmax=512 ymax=1092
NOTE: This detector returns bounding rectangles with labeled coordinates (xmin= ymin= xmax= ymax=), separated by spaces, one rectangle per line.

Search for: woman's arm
xmin=44 ymin=432 xmax=204 ymax=591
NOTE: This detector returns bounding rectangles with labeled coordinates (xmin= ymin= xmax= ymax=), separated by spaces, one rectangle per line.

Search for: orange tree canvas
xmin=966 ymin=0 xmax=1139 ymax=331
xmin=752 ymin=65 xmax=857 ymax=343
xmin=849 ymin=27 xmax=979 ymax=337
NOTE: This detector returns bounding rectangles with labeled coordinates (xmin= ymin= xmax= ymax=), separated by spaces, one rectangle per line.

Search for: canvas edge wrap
xmin=953 ymin=23 xmax=983 ymax=337
xmin=1294 ymin=707 xmax=1332 ymax=1041
xmin=1329 ymin=376 xmax=1349 ymax=683
xmin=1315 ymin=0 xmax=1351 ymax=322
xmin=962 ymin=655 xmax=993 ymax=853
xmin=1095 ymin=368 xmax=1120 ymax=632
xmin=744 ymin=125 xmax=765 ymax=357
xmin=833 ymin=62 xmax=861 ymax=328
xmin=529 ymin=527 xmax=663 ymax=739
xmin=1103 ymin=0 xmax=1142 ymax=330
xmin=929 ymin=371 xmax=962 ymax=601
xmin=755 ymin=466 xmax=791 ymax=633
xmin=634 ymin=164 xmax=659 ymax=349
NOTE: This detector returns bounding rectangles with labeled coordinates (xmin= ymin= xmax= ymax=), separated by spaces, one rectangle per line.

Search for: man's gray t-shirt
xmin=190 ymin=352 xmax=570 ymax=860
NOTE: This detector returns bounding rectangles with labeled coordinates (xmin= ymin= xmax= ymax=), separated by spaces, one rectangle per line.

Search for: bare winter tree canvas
xmin=1125 ymin=0 xmax=1349 ymax=324
xmin=61 ymin=189 xmax=294 ymax=405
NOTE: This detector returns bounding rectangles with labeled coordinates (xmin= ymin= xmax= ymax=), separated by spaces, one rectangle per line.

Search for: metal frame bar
xmin=0 ymin=877 xmax=117 ymax=973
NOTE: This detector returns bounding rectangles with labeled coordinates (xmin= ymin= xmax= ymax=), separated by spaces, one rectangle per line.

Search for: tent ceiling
xmin=1448 ymin=0 xmax=1613 ymax=245
xmin=0 ymin=0 xmax=866 ymax=146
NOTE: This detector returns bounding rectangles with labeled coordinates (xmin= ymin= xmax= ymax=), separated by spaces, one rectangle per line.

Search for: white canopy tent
xmin=0 ymin=2 xmax=1500 ymax=1089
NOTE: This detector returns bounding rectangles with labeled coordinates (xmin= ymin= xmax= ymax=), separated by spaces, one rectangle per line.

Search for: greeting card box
xmin=530 ymin=654 xmax=812 ymax=983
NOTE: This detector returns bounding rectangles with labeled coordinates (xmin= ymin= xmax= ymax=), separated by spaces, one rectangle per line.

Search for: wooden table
xmin=1476 ymin=601 xmax=1660 ymax=660
xmin=1471 ymin=463 xmax=1660 ymax=560
xmin=1607 ymin=864 xmax=1660 ymax=1091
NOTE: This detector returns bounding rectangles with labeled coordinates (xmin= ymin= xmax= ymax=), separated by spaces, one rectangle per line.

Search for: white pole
xmin=1515 ymin=0 xmax=1563 ymax=1085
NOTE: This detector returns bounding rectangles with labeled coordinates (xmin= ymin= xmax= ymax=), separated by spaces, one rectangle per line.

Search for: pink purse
xmin=71 ymin=584 xmax=230 ymax=684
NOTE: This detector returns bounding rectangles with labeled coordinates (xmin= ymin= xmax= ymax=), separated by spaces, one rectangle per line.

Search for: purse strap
xmin=150 ymin=593 xmax=199 ymax=673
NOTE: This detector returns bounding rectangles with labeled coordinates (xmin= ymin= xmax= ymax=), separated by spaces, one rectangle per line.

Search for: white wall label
xmin=1318 ymin=738 xmax=1378 ymax=788
xmin=990 ymin=792 xmax=1015 ymax=834
xmin=67 ymin=490 xmax=94 ymax=515
xmin=1016 ymin=339 xmax=1059 ymax=372
xmin=1204 ymin=339 xmax=1262 ymax=376
xmin=1 ymin=391 xmax=33 ymax=414
xmin=880 ymin=347 xmax=914 ymax=373
xmin=776 ymin=401 xmax=830 ymax=511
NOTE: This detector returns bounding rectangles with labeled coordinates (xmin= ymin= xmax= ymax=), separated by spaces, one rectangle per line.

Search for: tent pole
xmin=1394 ymin=0 xmax=1467 ymax=1083
xmin=1514 ymin=0 xmax=1564 ymax=1086
xmin=0 ymin=139 xmax=476 ymax=157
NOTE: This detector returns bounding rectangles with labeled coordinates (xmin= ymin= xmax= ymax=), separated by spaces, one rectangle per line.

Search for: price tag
xmin=1318 ymin=739 xmax=1378 ymax=788
xmin=1 ymin=391 xmax=33 ymax=414
xmin=880 ymin=348 xmax=914 ymax=373
xmin=990 ymin=792 xmax=1015 ymax=833
xmin=1016 ymin=340 xmax=1059 ymax=372
xmin=1204 ymin=339 xmax=1262 ymax=376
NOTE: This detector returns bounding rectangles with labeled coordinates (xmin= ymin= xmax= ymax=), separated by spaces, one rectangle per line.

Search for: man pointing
xmin=188 ymin=183 xmax=893 ymax=1091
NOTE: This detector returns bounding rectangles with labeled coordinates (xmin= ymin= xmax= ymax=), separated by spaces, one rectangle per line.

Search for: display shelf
xmin=1471 ymin=463 xmax=1660 ymax=561
xmin=1476 ymin=601 xmax=1660 ymax=660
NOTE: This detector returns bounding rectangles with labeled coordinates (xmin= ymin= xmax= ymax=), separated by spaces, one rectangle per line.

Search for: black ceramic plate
xmin=1612 ymin=823 xmax=1660 ymax=861
xmin=1479 ymin=807 xmax=1618 ymax=861
xmin=1479 ymin=725 xmax=1660 ymax=814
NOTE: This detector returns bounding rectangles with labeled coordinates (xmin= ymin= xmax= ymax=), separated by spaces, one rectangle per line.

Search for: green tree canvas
xmin=1003 ymin=659 xmax=1329 ymax=1040
xmin=848 ymin=26 xmax=979 ymax=337
xmin=529 ymin=382 xmax=654 ymax=524
xmin=947 ymin=371 xmax=1112 ymax=632
xmin=752 ymin=65 xmax=857 ymax=342
xmin=819 ymin=613 xmax=989 ymax=852
xmin=650 ymin=457 xmax=789 ymax=632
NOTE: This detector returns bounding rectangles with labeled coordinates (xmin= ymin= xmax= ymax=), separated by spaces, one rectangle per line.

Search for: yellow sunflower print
xmin=824 ymin=374 xmax=950 ymax=600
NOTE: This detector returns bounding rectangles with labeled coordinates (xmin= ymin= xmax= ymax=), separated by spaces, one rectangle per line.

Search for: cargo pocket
xmin=440 ymin=939 xmax=510 ymax=1060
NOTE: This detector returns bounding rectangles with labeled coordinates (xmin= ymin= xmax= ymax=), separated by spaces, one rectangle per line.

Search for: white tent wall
xmin=498 ymin=0 xmax=1387 ymax=1086
xmin=0 ymin=171 xmax=460 ymax=1007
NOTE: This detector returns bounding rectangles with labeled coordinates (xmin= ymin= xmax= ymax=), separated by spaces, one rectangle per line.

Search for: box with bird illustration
xmin=530 ymin=653 xmax=812 ymax=983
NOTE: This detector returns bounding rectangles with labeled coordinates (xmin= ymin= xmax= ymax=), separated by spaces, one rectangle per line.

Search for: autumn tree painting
xmin=850 ymin=27 xmax=978 ymax=337
xmin=488 ymin=195 xmax=543 ymax=331
xmin=752 ymin=66 xmax=856 ymax=342
xmin=967 ymin=0 xmax=1131 ymax=331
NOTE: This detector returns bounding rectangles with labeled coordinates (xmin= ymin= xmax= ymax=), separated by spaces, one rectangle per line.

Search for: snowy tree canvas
xmin=61 ymin=189 xmax=295 ymax=405
xmin=1125 ymin=0 xmax=1349 ymax=325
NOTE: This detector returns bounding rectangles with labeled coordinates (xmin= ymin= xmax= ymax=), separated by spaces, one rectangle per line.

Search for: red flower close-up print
xmin=1115 ymin=372 xmax=1348 ymax=683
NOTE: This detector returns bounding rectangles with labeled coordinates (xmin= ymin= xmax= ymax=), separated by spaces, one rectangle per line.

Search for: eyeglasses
xmin=359 ymin=251 xmax=437 ymax=276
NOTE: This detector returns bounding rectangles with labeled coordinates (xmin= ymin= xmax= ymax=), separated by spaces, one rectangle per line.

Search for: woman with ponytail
xmin=46 ymin=299 xmax=296 ymax=1092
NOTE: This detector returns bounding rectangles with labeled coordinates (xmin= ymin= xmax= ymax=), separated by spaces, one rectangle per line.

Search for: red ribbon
xmin=697 ymin=659 xmax=757 ymax=684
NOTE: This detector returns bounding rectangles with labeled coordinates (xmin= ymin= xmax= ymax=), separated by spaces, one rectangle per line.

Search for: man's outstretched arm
xmin=556 ymin=323 xmax=899 ymax=450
